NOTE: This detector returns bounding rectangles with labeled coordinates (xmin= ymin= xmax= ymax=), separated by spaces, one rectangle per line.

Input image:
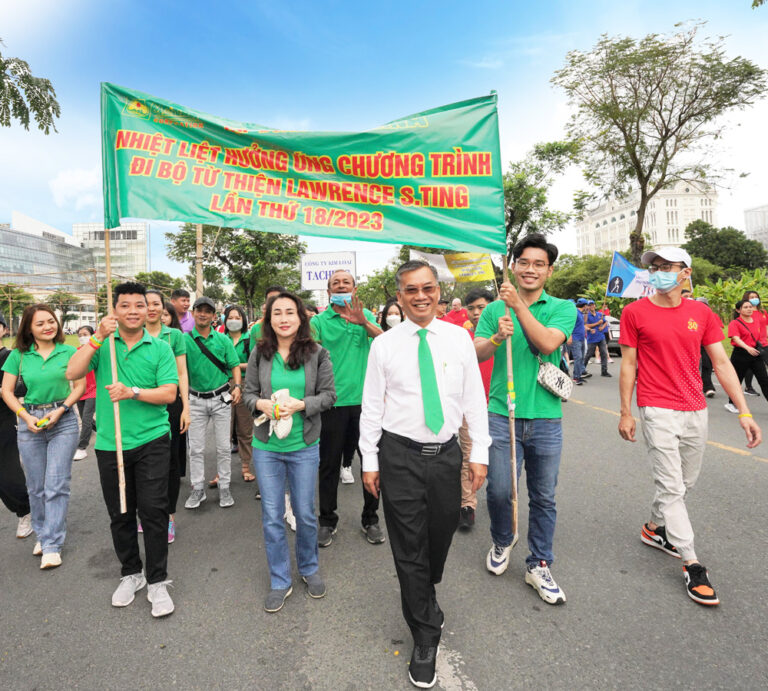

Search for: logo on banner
xmin=124 ymin=99 xmax=150 ymax=119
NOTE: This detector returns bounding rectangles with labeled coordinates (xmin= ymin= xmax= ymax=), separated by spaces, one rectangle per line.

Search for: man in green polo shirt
xmin=67 ymin=282 xmax=178 ymax=618
xmin=475 ymin=234 xmax=576 ymax=606
xmin=184 ymin=296 xmax=241 ymax=510
xmin=311 ymin=269 xmax=383 ymax=547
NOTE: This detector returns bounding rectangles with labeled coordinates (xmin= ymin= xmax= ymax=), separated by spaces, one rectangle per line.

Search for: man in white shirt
xmin=360 ymin=260 xmax=490 ymax=690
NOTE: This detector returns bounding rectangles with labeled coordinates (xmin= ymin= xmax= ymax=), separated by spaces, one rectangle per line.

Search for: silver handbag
xmin=536 ymin=357 xmax=573 ymax=400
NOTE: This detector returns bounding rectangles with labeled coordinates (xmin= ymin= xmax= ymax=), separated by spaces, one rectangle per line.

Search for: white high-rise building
xmin=744 ymin=204 xmax=768 ymax=251
xmin=72 ymin=222 xmax=148 ymax=279
xmin=575 ymin=182 xmax=717 ymax=256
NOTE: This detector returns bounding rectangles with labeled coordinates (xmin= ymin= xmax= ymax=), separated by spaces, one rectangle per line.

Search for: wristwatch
xmin=232 ymin=383 xmax=242 ymax=390
xmin=131 ymin=386 xmax=141 ymax=400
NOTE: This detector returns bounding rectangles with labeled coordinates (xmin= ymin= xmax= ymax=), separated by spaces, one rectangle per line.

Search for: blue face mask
xmin=649 ymin=271 xmax=679 ymax=294
xmin=329 ymin=293 xmax=353 ymax=306
xmin=750 ymin=298 xmax=760 ymax=307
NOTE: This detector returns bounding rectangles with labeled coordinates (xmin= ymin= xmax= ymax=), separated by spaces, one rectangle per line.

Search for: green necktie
xmin=417 ymin=328 xmax=445 ymax=434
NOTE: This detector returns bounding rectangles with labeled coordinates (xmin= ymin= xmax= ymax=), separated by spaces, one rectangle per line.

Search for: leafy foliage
xmin=46 ymin=290 xmax=81 ymax=324
xmin=682 ymin=220 xmax=768 ymax=274
xmin=693 ymin=268 xmax=768 ymax=323
xmin=0 ymin=283 xmax=35 ymax=332
xmin=552 ymin=22 xmax=767 ymax=263
xmin=134 ymin=271 xmax=185 ymax=297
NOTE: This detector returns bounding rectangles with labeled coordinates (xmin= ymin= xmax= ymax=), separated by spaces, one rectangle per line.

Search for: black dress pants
xmin=166 ymin=395 xmax=186 ymax=512
xmin=379 ymin=431 xmax=461 ymax=646
xmin=96 ymin=434 xmax=170 ymax=584
xmin=729 ymin=348 xmax=768 ymax=403
xmin=319 ymin=405 xmax=379 ymax=528
xmin=0 ymin=411 xmax=30 ymax=517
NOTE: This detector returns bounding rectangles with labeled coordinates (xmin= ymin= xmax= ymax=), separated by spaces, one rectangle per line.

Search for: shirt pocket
xmin=442 ymin=362 xmax=463 ymax=396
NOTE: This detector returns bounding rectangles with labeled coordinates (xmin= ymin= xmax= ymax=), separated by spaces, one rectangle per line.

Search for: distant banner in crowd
xmin=606 ymin=252 xmax=655 ymax=298
xmin=300 ymin=252 xmax=356 ymax=291
xmin=410 ymin=249 xmax=496 ymax=283
xmin=101 ymin=83 xmax=506 ymax=253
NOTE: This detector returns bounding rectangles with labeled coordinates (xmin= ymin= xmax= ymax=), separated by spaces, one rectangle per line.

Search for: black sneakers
xmin=683 ymin=563 xmax=720 ymax=606
xmin=640 ymin=523 xmax=681 ymax=558
xmin=458 ymin=506 xmax=475 ymax=531
xmin=408 ymin=644 xmax=439 ymax=688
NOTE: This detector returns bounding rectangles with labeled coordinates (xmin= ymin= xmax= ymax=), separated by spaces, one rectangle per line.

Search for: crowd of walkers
xmin=0 ymin=235 xmax=762 ymax=689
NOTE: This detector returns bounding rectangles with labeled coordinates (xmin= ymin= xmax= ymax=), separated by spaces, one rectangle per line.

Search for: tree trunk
xmin=630 ymin=194 xmax=648 ymax=265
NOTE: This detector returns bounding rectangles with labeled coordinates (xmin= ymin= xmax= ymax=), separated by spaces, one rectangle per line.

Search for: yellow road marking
xmin=571 ymin=398 xmax=768 ymax=464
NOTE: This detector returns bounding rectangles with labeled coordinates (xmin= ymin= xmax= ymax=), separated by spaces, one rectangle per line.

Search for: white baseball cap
xmin=640 ymin=247 xmax=692 ymax=268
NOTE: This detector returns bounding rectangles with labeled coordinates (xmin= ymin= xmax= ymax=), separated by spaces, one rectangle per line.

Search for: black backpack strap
xmin=193 ymin=336 xmax=230 ymax=375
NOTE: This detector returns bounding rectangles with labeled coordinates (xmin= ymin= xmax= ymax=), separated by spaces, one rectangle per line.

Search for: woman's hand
xmin=278 ymin=397 xmax=305 ymax=417
xmin=257 ymin=399 xmax=276 ymax=420
xmin=44 ymin=406 xmax=66 ymax=429
xmin=179 ymin=406 xmax=190 ymax=434
xmin=24 ymin=413 xmax=43 ymax=434
xmin=746 ymin=346 xmax=760 ymax=357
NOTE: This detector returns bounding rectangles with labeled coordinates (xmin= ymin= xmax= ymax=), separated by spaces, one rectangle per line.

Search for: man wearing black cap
xmin=183 ymin=297 xmax=242 ymax=509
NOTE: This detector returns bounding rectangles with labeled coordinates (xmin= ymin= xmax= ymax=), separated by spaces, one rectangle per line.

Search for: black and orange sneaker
xmin=640 ymin=523 xmax=681 ymax=558
xmin=683 ymin=563 xmax=720 ymax=606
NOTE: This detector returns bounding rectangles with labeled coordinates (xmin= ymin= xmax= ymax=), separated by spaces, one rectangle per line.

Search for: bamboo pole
xmin=501 ymin=256 xmax=518 ymax=540
xmin=195 ymin=224 xmax=204 ymax=296
xmin=104 ymin=227 xmax=127 ymax=513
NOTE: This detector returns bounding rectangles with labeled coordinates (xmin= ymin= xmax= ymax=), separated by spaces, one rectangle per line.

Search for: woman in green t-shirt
xmin=244 ymin=292 xmax=336 ymax=613
xmin=1 ymin=304 xmax=86 ymax=569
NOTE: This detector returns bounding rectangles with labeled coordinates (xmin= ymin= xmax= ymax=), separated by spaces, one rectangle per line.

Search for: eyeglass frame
xmin=647 ymin=261 xmax=686 ymax=274
xmin=515 ymin=258 xmax=550 ymax=270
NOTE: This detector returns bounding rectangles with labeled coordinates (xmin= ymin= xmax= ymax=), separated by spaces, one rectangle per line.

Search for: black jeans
xmin=729 ymin=347 xmax=768 ymax=404
xmin=584 ymin=337 xmax=609 ymax=374
xmin=166 ymin=395 xmax=186 ymax=512
xmin=96 ymin=434 xmax=170 ymax=584
xmin=379 ymin=431 xmax=461 ymax=646
xmin=0 ymin=411 xmax=30 ymax=517
xmin=76 ymin=398 xmax=96 ymax=450
xmin=319 ymin=405 xmax=379 ymax=528
xmin=700 ymin=346 xmax=714 ymax=393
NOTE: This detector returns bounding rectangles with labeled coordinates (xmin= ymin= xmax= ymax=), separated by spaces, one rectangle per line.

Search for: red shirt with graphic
xmin=620 ymin=297 xmax=724 ymax=411
xmin=728 ymin=317 xmax=768 ymax=348
xmin=464 ymin=321 xmax=492 ymax=402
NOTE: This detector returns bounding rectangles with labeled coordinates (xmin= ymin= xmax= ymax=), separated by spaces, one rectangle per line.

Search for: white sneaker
xmin=147 ymin=580 xmax=175 ymax=617
xmin=40 ymin=552 xmax=62 ymax=569
xmin=724 ymin=402 xmax=739 ymax=414
xmin=284 ymin=495 xmax=297 ymax=532
xmin=33 ymin=541 xmax=42 ymax=556
xmin=112 ymin=572 xmax=147 ymax=607
xmin=16 ymin=513 xmax=33 ymax=538
xmin=340 ymin=465 xmax=355 ymax=484
xmin=486 ymin=535 xmax=519 ymax=575
xmin=73 ymin=448 xmax=88 ymax=461
xmin=525 ymin=560 xmax=566 ymax=605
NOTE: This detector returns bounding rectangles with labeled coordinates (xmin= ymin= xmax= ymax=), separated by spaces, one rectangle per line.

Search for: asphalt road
xmin=1 ymin=358 xmax=767 ymax=690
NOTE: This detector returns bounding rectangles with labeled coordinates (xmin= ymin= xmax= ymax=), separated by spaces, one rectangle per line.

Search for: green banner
xmin=101 ymin=83 xmax=505 ymax=253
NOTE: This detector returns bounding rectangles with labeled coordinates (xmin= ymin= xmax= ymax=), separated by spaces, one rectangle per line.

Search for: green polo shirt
xmin=88 ymin=329 xmax=178 ymax=451
xmin=228 ymin=332 xmax=250 ymax=364
xmin=252 ymin=353 xmax=314 ymax=452
xmin=2 ymin=342 xmax=76 ymax=405
xmin=248 ymin=321 xmax=263 ymax=350
xmin=158 ymin=324 xmax=186 ymax=357
xmin=476 ymin=292 xmax=577 ymax=420
xmin=310 ymin=307 xmax=376 ymax=406
xmin=184 ymin=327 xmax=240 ymax=392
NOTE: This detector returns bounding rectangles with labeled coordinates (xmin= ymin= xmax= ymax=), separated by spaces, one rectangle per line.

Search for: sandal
xmin=208 ymin=475 xmax=219 ymax=488
xmin=242 ymin=470 xmax=256 ymax=483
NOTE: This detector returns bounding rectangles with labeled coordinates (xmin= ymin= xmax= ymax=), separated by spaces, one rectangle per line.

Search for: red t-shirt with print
xmin=620 ymin=297 xmax=724 ymax=411
xmin=727 ymin=317 xmax=768 ymax=348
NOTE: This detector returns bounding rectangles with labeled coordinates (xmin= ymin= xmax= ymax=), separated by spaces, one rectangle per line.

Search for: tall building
xmin=72 ymin=222 xmax=148 ymax=279
xmin=575 ymin=182 xmax=717 ymax=256
xmin=744 ymin=204 xmax=768 ymax=251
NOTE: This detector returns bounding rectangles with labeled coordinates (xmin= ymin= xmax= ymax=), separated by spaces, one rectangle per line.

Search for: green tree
xmin=167 ymin=225 xmax=306 ymax=319
xmin=552 ymin=23 xmax=767 ymax=264
xmin=0 ymin=39 xmax=61 ymax=133
xmin=0 ymin=283 xmax=35 ymax=335
xmin=546 ymin=253 xmax=614 ymax=299
xmin=356 ymin=264 xmax=399 ymax=310
xmin=46 ymin=290 xmax=81 ymax=325
xmin=95 ymin=280 xmax=120 ymax=319
xmin=134 ymin=271 xmax=185 ymax=296
xmin=682 ymin=220 xmax=768 ymax=274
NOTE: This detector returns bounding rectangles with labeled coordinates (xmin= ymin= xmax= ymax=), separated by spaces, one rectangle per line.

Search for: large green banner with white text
xmin=101 ymin=83 xmax=505 ymax=253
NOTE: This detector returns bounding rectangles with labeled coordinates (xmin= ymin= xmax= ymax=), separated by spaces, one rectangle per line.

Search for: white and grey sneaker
xmin=525 ymin=560 xmax=566 ymax=605
xmin=486 ymin=534 xmax=519 ymax=575
xmin=219 ymin=487 xmax=234 ymax=508
xmin=184 ymin=489 xmax=206 ymax=509
xmin=16 ymin=513 xmax=33 ymax=539
xmin=33 ymin=541 xmax=42 ymax=556
xmin=112 ymin=572 xmax=147 ymax=607
xmin=340 ymin=465 xmax=354 ymax=484
xmin=724 ymin=402 xmax=739 ymax=414
xmin=147 ymin=580 xmax=175 ymax=617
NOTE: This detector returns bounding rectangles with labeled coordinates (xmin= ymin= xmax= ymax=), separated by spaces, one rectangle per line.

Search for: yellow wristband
xmin=490 ymin=335 xmax=503 ymax=347
xmin=738 ymin=413 xmax=753 ymax=418
xmin=15 ymin=407 xmax=24 ymax=417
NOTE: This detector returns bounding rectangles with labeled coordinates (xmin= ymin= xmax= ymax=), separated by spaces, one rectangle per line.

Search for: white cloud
xmin=49 ymin=167 xmax=100 ymax=210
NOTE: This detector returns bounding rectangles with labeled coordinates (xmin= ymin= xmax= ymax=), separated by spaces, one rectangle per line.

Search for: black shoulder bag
xmin=193 ymin=337 xmax=231 ymax=376
xmin=737 ymin=318 xmax=765 ymax=356
xmin=14 ymin=352 xmax=28 ymax=398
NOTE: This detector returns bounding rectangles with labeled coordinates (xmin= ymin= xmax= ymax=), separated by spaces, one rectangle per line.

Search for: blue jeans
xmin=486 ymin=413 xmax=563 ymax=566
xmin=571 ymin=338 xmax=586 ymax=380
xmin=17 ymin=408 xmax=79 ymax=554
xmin=253 ymin=444 xmax=320 ymax=589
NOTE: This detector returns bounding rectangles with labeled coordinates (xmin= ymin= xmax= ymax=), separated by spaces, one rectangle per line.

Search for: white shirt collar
xmin=403 ymin=317 xmax=440 ymax=336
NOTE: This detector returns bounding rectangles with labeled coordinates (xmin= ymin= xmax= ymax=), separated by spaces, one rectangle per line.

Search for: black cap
xmin=192 ymin=296 xmax=216 ymax=310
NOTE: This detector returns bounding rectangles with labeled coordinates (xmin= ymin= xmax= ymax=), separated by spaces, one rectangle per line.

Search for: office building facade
xmin=744 ymin=204 xmax=768 ymax=251
xmin=72 ymin=222 xmax=148 ymax=280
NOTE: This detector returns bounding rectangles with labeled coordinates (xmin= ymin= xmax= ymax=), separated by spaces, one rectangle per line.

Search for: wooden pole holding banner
xmin=195 ymin=224 xmax=204 ymax=296
xmin=501 ymin=257 xmax=518 ymax=540
xmin=104 ymin=227 xmax=127 ymax=513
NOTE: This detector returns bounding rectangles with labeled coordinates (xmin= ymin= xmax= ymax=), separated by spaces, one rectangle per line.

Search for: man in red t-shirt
xmin=444 ymin=298 xmax=470 ymax=327
xmin=457 ymin=289 xmax=494 ymax=531
xmin=618 ymin=247 xmax=761 ymax=607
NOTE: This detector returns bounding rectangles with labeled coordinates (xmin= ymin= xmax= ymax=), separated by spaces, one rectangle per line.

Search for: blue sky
xmin=1 ymin=0 xmax=766 ymax=280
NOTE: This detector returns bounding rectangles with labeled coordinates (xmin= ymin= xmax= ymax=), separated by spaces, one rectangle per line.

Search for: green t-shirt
xmin=1 ymin=342 xmax=76 ymax=405
xmin=158 ymin=324 xmax=187 ymax=357
xmin=228 ymin=332 xmax=251 ymax=364
xmin=248 ymin=321 xmax=263 ymax=350
xmin=88 ymin=329 xmax=179 ymax=451
xmin=475 ymin=292 xmax=577 ymax=419
xmin=310 ymin=307 xmax=376 ymax=406
xmin=184 ymin=327 xmax=240 ymax=391
xmin=253 ymin=353 xmax=315 ymax=452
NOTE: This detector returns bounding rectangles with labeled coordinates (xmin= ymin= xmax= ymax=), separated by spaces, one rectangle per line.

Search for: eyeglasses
xmin=516 ymin=259 xmax=549 ymax=270
xmin=647 ymin=262 xmax=684 ymax=273
xmin=402 ymin=284 xmax=438 ymax=296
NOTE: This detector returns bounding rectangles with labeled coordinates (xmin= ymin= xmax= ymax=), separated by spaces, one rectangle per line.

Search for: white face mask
xmin=226 ymin=319 xmax=243 ymax=332
xmin=78 ymin=335 xmax=90 ymax=345
xmin=385 ymin=314 xmax=402 ymax=328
